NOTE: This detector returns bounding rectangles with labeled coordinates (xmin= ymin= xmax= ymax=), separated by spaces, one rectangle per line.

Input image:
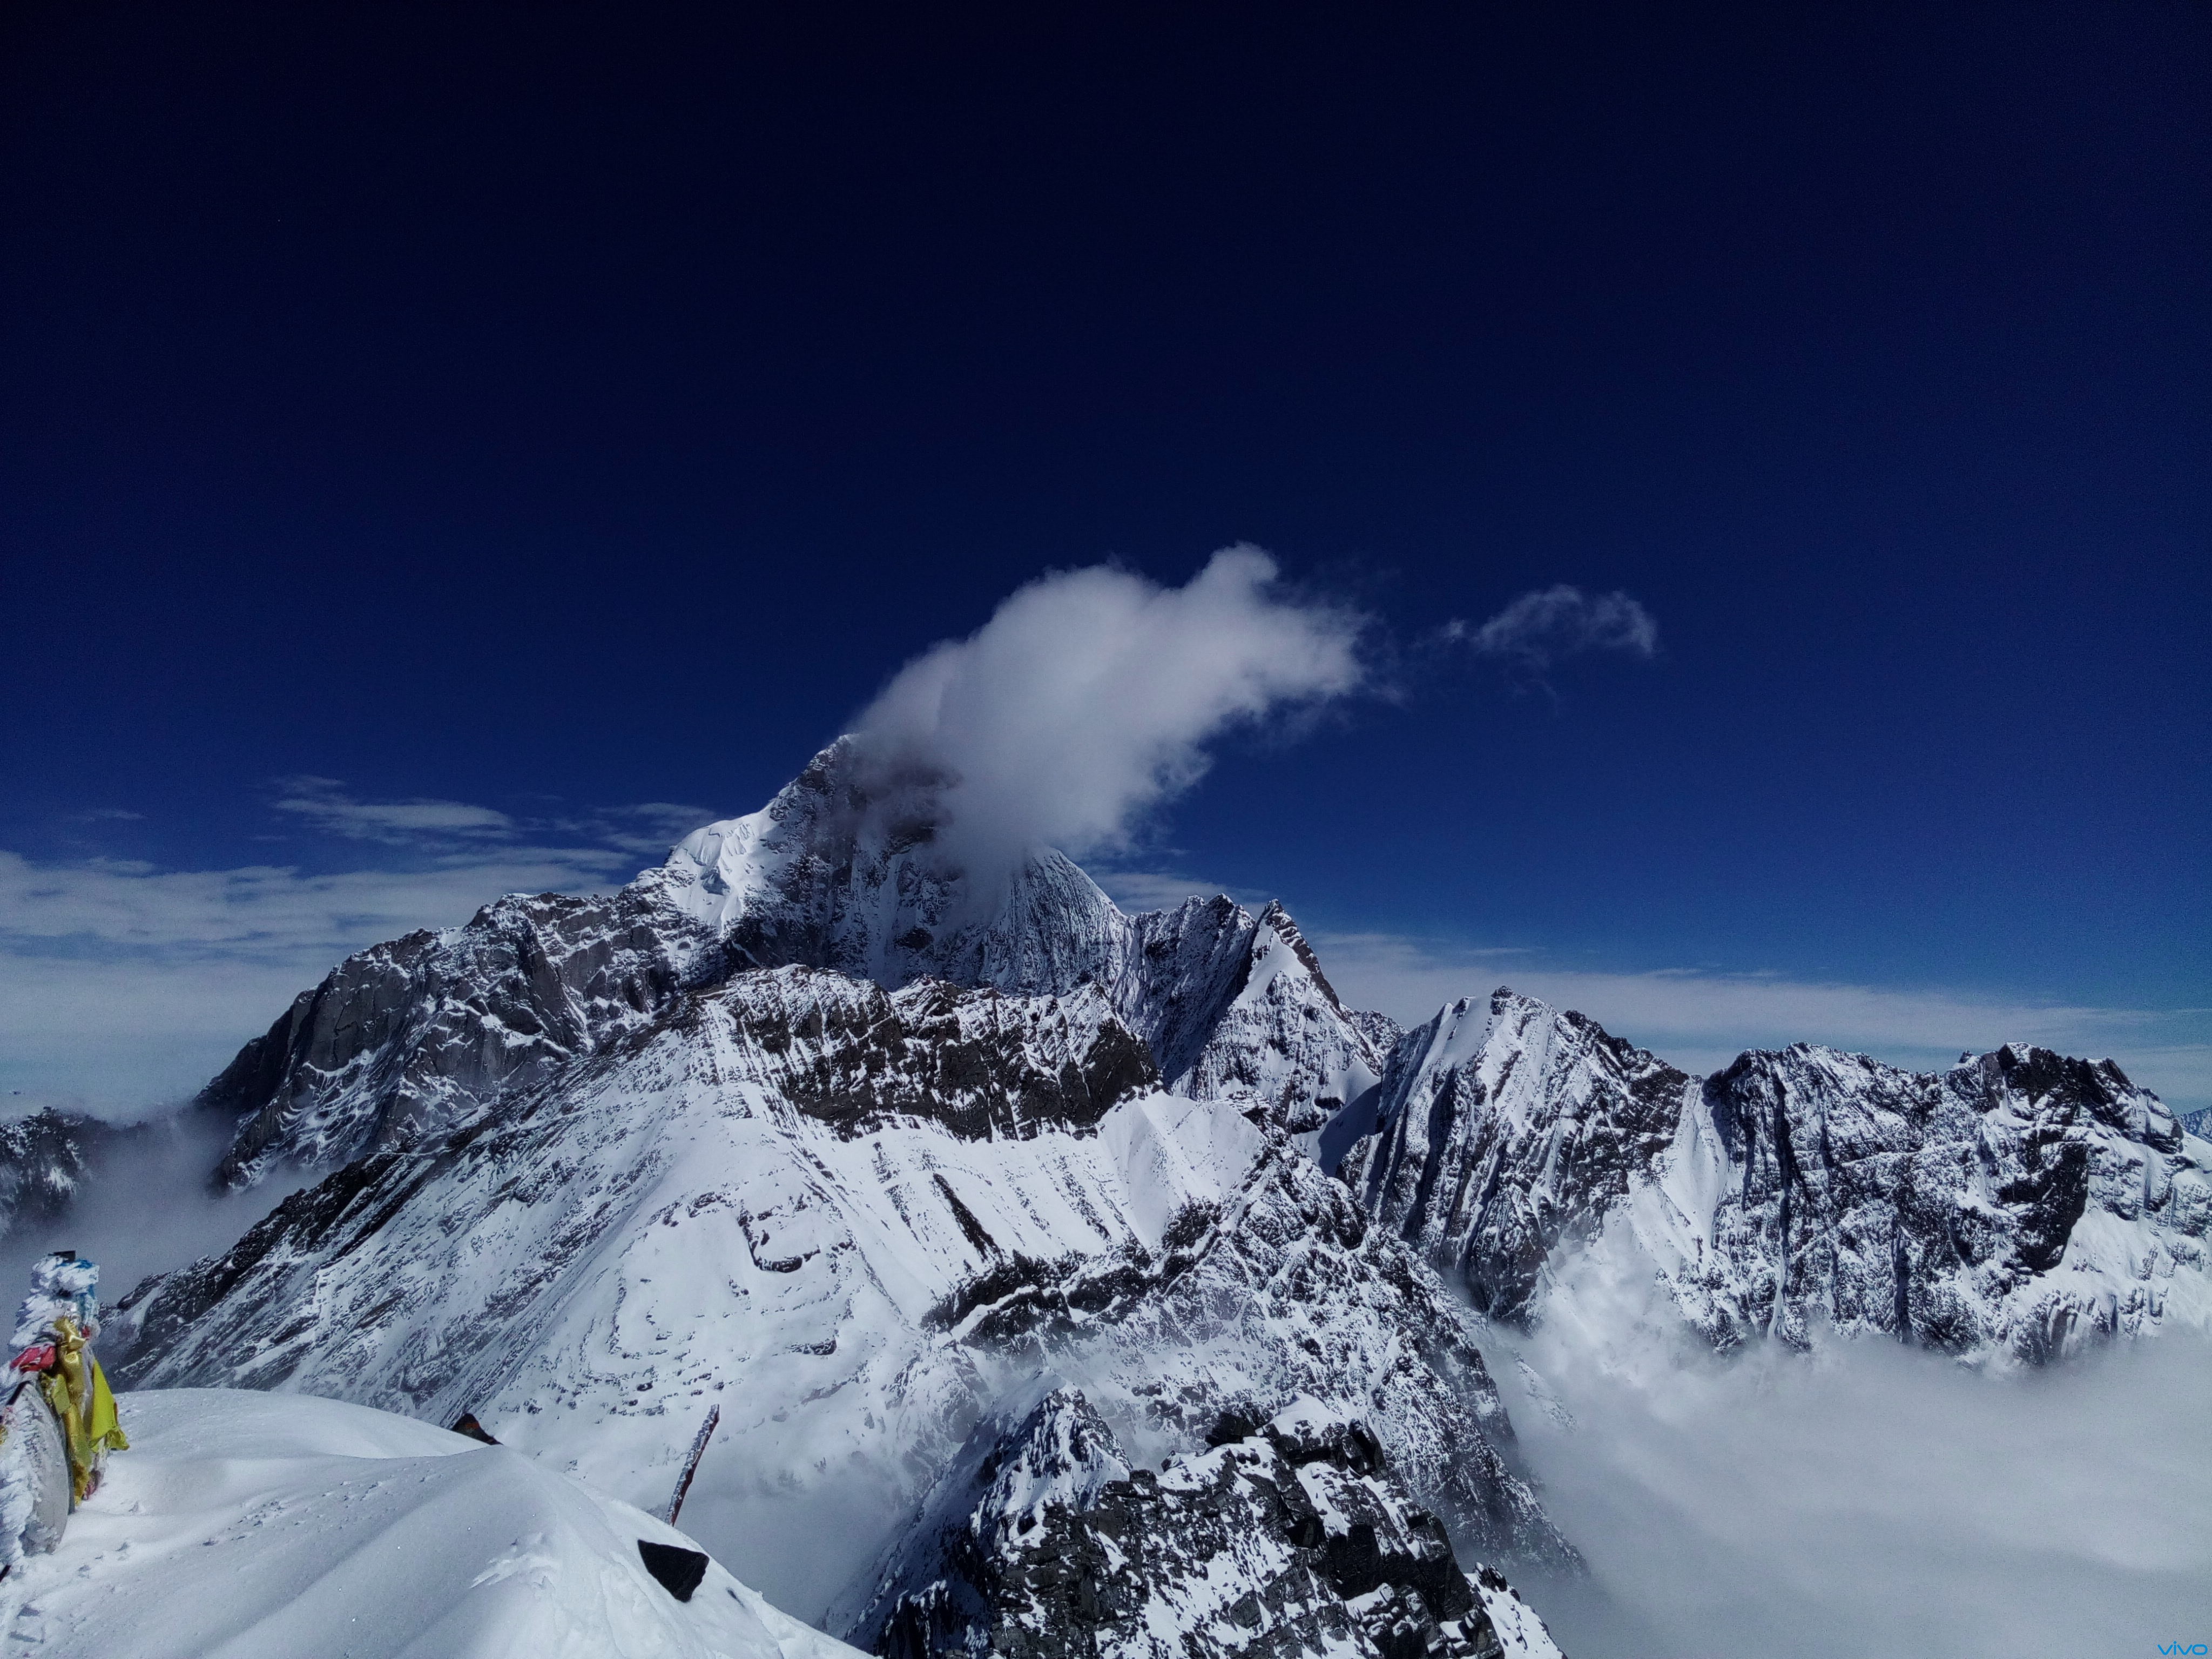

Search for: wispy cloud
xmin=1090 ymin=868 xmax=1259 ymax=913
xmin=0 ymin=847 xmax=628 ymax=957
xmin=547 ymin=801 xmax=726 ymax=858
xmin=1445 ymin=584 xmax=1660 ymax=675
xmin=271 ymin=777 xmax=519 ymax=843
xmin=1313 ymin=929 xmax=2211 ymax=1108
xmin=0 ymin=786 xmax=725 ymax=1120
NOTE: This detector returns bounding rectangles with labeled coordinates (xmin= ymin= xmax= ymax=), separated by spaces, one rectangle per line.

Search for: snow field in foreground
xmin=0 ymin=1388 xmax=861 ymax=1659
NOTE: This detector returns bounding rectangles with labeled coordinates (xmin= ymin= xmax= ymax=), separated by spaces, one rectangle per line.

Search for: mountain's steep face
xmin=650 ymin=743 xmax=1127 ymax=999
xmin=1344 ymin=988 xmax=2212 ymax=1363
xmin=201 ymin=741 xmax=1382 ymax=1185
xmin=1108 ymin=898 xmax=1383 ymax=1132
xmin=208 ymin=885 xmax=727 ymax=1186
xmin=653 ymin=742 xmax=1383 ymax=1126
xmin=113 ymin=966 xmax=1566 ymax=1621
xmin=0 ymin=1109 xmax=95 ymax=1238
xmin=1340 ymin=990 xmax=1688 ymax=1326
xmin=854 ymin=1388 xmax=1564 ymax=1659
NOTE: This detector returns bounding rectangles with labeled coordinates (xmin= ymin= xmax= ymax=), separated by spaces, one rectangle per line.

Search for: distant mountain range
xmin=14 ymin=739 xmax=2206 ymax=1655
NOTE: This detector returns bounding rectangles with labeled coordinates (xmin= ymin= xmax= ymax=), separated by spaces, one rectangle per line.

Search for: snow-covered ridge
xmin=199 ymin=739 xmax=1383 ymax=1189
xmin=1343 ymin=987 xmax=2212 ymax=1364
xmin=0 ymin=1387 xmax=860 ymax=1659
xmin=111 ymin=966 xmax=1565 ymax=1627
xmin=205 ymin=882 xmax=729 ymax=1186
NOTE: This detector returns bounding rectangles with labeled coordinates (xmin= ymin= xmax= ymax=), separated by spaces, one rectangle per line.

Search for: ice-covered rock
xmin=1342 ymin=987 xmax=2212 ymax=1364
xmin=0 ymin=1110 xmax=95 ymax=1240
xmin=853 ymin=1387 xmax=1566 ymax=1659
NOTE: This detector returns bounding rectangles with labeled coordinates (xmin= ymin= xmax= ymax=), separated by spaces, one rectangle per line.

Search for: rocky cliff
xmin=1342 ymin=988 xmax=2212 ymax=1363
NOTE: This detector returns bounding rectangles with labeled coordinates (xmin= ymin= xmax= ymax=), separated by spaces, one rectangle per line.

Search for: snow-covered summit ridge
xmin=203 ymin=739 xmax=1385 ymax=1185
xmin=650 ymin=738 xmax=1122 ymax=994
xmin=649 ymin=738 xmax=1384 ymax=1126
xmin=1343 ymin=986 xmax=2212 ymax=1365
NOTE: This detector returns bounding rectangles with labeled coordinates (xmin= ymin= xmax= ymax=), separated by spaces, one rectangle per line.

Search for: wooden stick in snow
xmin=664 ymin=1405 xmax=719 ymax=1526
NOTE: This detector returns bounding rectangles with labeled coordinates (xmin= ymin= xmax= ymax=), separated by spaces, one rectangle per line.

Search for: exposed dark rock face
xmin=1347 ymin=1009 xmax=1406 ymax=1062
xmin=0 ymin=1109 xmax=98 ymax=1239
xmin=1112 ymin=898 xmax=1378 ymax=1131
xmin=1343 ymin=988 xmax=2212 ymax=1363
xmin=1343 ymin=992 xmax=1684 ymax=1327
xmin=209 ymin=886 xmax=727 ymax=1186
xmin=855 ymin=1390 xmax=1563 ymax=1659
xmin=686 ymin=972 xmax=1161 ymax=1141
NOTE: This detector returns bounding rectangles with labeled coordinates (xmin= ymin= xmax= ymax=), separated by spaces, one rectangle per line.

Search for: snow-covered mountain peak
xmin=648 ymin=737 xmax=1125 ymax=994
xmin=192 ymin=744 xmax=1390 ymax=1185
xmin=972 ymin=1386 xmax=1133 ymax=1536
xmin=1345 ymin=986 xmax=2212 ymax=1364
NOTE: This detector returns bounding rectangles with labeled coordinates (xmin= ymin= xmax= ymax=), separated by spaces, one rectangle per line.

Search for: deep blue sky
xmin=3 ymin=3 xmax=2207 ymax=1106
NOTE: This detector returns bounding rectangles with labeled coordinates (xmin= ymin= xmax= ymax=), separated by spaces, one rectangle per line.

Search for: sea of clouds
xmin=1502 ymin=1323 xmax=2212 ymax=1659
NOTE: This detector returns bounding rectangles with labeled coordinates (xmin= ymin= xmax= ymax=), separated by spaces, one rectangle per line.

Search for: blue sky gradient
xmin=2 ymin=3 xmax=2205 ymax=1111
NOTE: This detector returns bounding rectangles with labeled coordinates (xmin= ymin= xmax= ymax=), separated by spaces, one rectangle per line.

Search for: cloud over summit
xmin=853 ymin=547 xmax=1365 ymax=886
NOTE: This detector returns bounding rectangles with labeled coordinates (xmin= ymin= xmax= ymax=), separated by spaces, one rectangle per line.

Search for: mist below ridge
xmin=1502 ymin=1326 xmax=2212 ymax=1659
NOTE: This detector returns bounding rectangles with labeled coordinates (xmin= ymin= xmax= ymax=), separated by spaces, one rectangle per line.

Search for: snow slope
xmin=0 ymin=1387 xmax=858 ymax=1659
xmin=1343 ymin=988 xmax=2212 ymax=1363
xmin=110 ymin=969 xmax=1565 ymax=1626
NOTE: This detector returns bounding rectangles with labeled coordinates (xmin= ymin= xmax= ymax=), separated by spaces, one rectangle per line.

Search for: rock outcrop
xmin=854 ymin=1388 xmax=1565 ymax=1659
xmin=1343 ymin=988 xmax=2212 ymax=1363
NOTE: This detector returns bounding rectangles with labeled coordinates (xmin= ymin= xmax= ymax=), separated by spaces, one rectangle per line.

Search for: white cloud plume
xmin=853 ymin=546 xmax=1365 ymax=891
xmin=1451 ymin=583 xmax=1659 ymax=670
